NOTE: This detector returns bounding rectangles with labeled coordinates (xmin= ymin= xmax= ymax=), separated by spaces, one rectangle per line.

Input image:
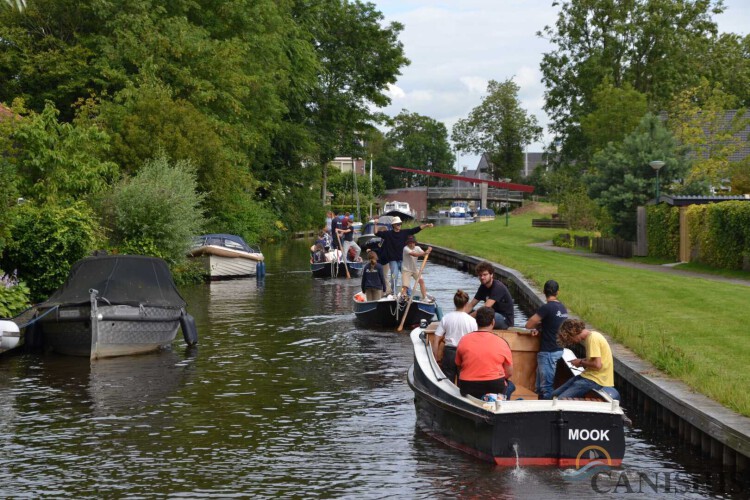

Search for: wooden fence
xmin=592 ymin=237 xmax=634 ymax=258
xmin=531 ymin=219 xmax=568 ymax=228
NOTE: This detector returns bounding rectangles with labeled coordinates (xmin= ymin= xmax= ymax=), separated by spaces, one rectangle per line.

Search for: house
xmin=329 ymin=156 xmax=366 ymax=175
xmin=460 ymin=152 xmax=547 ymax=184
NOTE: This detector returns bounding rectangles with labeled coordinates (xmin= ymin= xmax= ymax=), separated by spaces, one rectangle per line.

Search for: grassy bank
xmin=423 ymin=211 xmax=750 ymax=417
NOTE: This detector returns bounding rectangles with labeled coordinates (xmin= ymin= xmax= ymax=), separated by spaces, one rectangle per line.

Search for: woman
xmin=361 ymin=250 xmax=386 ymax=301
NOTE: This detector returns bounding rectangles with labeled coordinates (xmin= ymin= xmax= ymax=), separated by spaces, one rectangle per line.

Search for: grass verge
xmin=423 ymin=211 xmax=750 ymax=417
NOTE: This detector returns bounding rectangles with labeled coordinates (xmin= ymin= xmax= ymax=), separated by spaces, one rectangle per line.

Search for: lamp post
xmin=649 ymin=160 xmax=665 ymax=202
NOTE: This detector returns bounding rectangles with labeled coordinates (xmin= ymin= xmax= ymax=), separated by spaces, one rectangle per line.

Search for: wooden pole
xmin=397 ymin=251 xmax=430 ymax=332
xmin=336 ymin=230 xmax=351 ymax=279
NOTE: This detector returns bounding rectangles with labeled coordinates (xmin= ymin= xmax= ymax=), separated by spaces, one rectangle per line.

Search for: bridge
xmin=426 ymin=186 xmax=524 ymax=205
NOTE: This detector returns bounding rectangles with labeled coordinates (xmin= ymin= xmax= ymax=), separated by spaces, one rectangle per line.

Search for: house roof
xmin=658 ymin=194 xmax=750 ymax=206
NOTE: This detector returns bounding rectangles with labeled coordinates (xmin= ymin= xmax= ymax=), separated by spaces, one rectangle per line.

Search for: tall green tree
xmin=452 ymin=79 xmax=542 ymax=181
xmin=539 ymin=0 xmax=724 ymax=164
xmin=379 ymin=110 xmax=455 ymax=188
xmin=587 ymin=113 xmax=689 ymax=240
xmin=580 ymin=81 xmax=648 ymax=157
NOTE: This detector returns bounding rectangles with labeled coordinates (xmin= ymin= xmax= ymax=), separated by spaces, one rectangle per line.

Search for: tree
xmin=539 ymin=0 xmax=724 ymax=164
xmin=665 ymin=78 xmax=749 ymax=188
xmin=580 ymin=81 xmax=648 ymax=157
xmin=452 ymin=79 xmax=541 ymax=181
xmin=587 ymin=114 xmax=688 ymax=240
xmin=380 ymin=110 xmax=455 ymax=188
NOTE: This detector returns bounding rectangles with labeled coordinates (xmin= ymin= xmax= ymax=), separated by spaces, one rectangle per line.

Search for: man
xmin=467 ymin=261 xmax=514 ymax=329
xmin=525 ymin=279 xmax=568 ymax=399
xmin=551 ymin=318 xmax=619 ymax=399
xmin=455 ymin=306 xmax=513 ymax=399
xmin=337 ymin=214 xmax=361 ymax=262
xmin=400 ymin=235 xmax=432 ymax=300
xmin=432 ymin=289 xmax=477 ymax=384
xmin=374 ymin=216 xmax=433 ymax=295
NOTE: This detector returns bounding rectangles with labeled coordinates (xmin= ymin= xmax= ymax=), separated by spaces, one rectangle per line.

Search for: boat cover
xmin=41 ymin=255 xmax=186 ymax=308
xmin=193 ymin=234 xmax=260 ymax=253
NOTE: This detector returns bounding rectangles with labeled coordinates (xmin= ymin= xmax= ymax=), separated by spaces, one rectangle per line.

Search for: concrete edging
xmin=425 ymin=243 xmax=750 ymax=470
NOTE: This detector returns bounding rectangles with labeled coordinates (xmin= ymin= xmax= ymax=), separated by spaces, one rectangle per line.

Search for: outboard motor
xmin=180 ymin=310 xmax=198 ymax=346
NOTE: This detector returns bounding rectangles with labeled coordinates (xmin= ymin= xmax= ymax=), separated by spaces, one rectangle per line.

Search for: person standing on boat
xmin=330 ymin=213 xmax=342 ymax=252
xmin=432 ymin=289 xmax=477 ymax=384
xmin=455 ymin=307 xmax=513 ymax=399
xmin=525 ymin=279 xmax=568 ymax=400
xmin=467 ymin=262 xmax=515 ymax=329
xmin=374 ymin=216 xmax=433 ymax=295
xmin=361 ymin=250 xmax=386 ymax=301
xmin=400 ymin=236 xmax=432 ymax=300
xmin=337 ymin=214 xmax=362 ymax=262
xmin=551 ymin=319 xmax=618 ymax=400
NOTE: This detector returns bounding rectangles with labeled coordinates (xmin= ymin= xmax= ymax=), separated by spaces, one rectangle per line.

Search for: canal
xmin=0 ymin=239 xmax=745 ymax=497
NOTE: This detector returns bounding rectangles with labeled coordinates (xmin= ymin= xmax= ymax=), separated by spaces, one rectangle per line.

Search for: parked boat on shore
xmin=189 ymin=234 xmax=265 ymax=279
xmin=475 ymin=208 xmax=496 ymax=222
xmin=353 ymin=292 xmax=438 ymax=328
xmin=24 ymin=255 xmax=198 ymax=359
xmin=407 ymin=323 xmax=626 ymax=466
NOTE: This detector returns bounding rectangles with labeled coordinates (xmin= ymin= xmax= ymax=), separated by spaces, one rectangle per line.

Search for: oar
xmin=397 ymin=251 xmax=430 ymax=332
xmin=336 ymin=230 xmax=351 ymax=279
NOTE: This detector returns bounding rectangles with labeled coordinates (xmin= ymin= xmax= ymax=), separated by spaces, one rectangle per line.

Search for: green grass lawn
xmin=422 ymin=212 xmax=750 ymax=417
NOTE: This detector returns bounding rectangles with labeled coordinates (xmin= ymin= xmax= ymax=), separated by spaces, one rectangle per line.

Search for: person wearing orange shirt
xmin=455 ymin=306 xmax=513 ymax=399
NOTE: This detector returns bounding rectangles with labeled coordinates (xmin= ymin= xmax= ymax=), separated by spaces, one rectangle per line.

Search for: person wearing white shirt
xmin=432 ymin=289 xmax=478 ymax=384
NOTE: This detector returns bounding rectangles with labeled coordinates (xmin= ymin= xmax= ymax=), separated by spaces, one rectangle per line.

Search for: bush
xmin=552 ymin=233 xmax=573 ymax=248
xmin=687 ymin=201 xmax=750 ymax=269
xmin=207 ymin=192 xmax=285 ymax=244
xmin=1 ymin=202 xmax=100 ymax=302
xmin=104 ymin=152 xmax=205 ymax=264
xmin=0 ymin=271 xmax=30 ymax=317
xmin=647 ymin=205 xmax=680 ymax=260
xmin=558 ymin=186 xmax=601 ymax=231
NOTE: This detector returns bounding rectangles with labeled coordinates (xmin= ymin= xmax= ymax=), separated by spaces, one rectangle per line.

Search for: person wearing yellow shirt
xmin=551 ymin=318 xmax=619 ymax=400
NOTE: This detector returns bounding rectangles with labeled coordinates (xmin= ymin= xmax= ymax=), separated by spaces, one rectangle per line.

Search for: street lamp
xmin=649 ymin=160 xmax=665 ymax=202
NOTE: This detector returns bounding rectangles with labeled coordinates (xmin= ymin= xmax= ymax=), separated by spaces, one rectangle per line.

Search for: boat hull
xmin=36 ymin=305 xmax=182 ymax=359
xmin=407 ymin=328 xmax=626 ymax=466
xmin=353 ymin=296 xmax=436 ymax=328
xmin=190 ymin=245 xmax=264 ymax=279
xmin=311 ymin=261 xmax=364 ymax=278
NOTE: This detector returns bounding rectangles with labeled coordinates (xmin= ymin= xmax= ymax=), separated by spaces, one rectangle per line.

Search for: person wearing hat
xmin=401 ymin=235 xmax=432 ymax=300
xmin=374 ymin=216 xmax=433 ymax=295
xmin=525 ymin=279 xmax=568 ymax=399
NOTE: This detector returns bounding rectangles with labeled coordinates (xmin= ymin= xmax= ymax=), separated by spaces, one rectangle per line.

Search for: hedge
xmin=687 ymin=201 xmax=750 ymax=270
xmin=647 ymin=204 xmax=680 ymax=260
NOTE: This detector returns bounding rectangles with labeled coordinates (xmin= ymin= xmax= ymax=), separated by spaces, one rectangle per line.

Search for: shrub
xmin=647 ymin=205 xmax=680 ymax=260
xmin=1 ymin=202 xmax=100 ymax=302
xmin=0 ymin=270 xmax=30 ymax=317
xmin=104 ymin=152 xmax=205 ymax=264
xmin=687 ymin=201 xmax=750 ymax=269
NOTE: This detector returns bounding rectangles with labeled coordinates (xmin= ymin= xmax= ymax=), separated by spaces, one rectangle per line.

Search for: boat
xmin=311 ymin=259 xmax=364 ymax=278
xmin=356 ymin=215 xmax=395 ymax=249
xmin=475 ymin=208 xmax=496 ymax=222
xmin=352 ymin=292 xmax=438 ymax=328
xmin=407 ymin=323 xmax=626 ymax=466
xmin=449 ymin=201 xmax=471 ymax=218
xmin=382 ymin=201 xmax=415 ymax=221
xmin=189 ymin=234 xmax=265 ymax=279
xmin=24 ymin=255 xmax=198 ymax=359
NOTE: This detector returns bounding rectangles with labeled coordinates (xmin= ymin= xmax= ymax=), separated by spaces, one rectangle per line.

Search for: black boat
xmin=311 ymin=260 xmax=364 ymax=278
xmin=352 ymin=292 xmax=438 ymax=328
xmin=407 ymin=323 xmax=626 ymax=467
xmin=356 ymin=216 xmax=394 ymax=249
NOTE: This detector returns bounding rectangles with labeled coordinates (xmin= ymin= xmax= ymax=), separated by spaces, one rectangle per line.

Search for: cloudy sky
xmin=371 ymin=0 xmax=750 ymax=171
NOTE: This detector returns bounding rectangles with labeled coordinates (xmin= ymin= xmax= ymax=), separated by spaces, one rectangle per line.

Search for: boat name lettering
xmin=568 ymin=429 xmax=610 ymax=441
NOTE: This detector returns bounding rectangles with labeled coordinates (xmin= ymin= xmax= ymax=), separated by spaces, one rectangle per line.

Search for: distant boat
xmin=357 ymin=215 xmax=395 ymax=249
xmin=475 ymin=208 xmax=496 ymax=222
xmin=24 ymin=255 xmax=197 ymax=359
xmin=382 ymin=201 xmax=415 ymax=221
xmin=189 ymin=234 xmax=264 ymax=279
xmin=449 ymin=201 xmax=471 ymax=218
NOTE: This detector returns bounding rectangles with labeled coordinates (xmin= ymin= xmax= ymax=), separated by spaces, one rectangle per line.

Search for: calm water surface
xmin=0 ymin=240 xmax=745 ymax=498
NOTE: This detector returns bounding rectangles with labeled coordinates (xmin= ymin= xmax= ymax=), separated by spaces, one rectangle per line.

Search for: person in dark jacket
xmin=374 ymin=216 xmax=433 ymax=295
xmin=361 ymin=250 xmax=386 ymax=301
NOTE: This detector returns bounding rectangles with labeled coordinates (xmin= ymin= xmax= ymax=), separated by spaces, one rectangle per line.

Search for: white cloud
xmin=459 ymin=76 xmax=488 ymax=94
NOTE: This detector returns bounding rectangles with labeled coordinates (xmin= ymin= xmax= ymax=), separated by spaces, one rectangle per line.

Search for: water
xmin=0 ymin=240 xmax=746 ymax=498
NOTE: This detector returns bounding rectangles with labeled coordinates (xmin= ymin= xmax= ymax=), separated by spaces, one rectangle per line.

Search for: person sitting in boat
xmin=400 ymin=236 xmax=432 ymax=301
xmin=525 ymin=279 xmax=568 ymax=400
xmin=467 ymin=261 xmax=514 ymax=329
xmin=337 ymin=214 xmax=362 ymax=262
xmin=551 ymin=318 xmax=619 ymax=400
xmin=311 ymin=243 xmax=327 ymax=263
xmin=432 ymin=289 xmax=477 ymax=384
xmin=361 ymin=250 xmax=386 ymax=301
xmin=374 ymin=216 xmax=433 ymax=295
xmin=455 ymin=306 xmax=514 ymax=400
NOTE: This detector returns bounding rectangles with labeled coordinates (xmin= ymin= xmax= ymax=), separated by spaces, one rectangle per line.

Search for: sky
xmin=371 ymin=0 xmax=750 ymax=171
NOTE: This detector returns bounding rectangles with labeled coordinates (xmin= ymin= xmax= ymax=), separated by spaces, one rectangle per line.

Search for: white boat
xmin=382 ymin=201 xmax=415 ymax=221
xmin=449 ymin=201 xmax=470 ymax=218
xmin=189 ymin=234 xmax=265 ymax=279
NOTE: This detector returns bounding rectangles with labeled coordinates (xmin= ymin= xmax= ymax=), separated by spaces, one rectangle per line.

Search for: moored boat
xmin=382 ymin=201 xmax=415 ymax=221
xmin=407 ymin=323 xmax=626 ymax=466
xmin=353 ymin=292 xmax=438 ymax=328
xmin=189 ymin=234 xmax=265 ymax=279
xmin=25 ymin=255 xmax=198 ymax=360
xmin=357 ymin=215 xmax=394 ymax=249
xmin=475 ymin=208 xmax=496 ymax=222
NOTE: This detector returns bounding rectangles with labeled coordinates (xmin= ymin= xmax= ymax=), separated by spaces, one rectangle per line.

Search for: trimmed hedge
xmin=647 ymin=204 xmax=680 ymax=260
xmin=687 ymin=201 xmax=750 ymax=270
